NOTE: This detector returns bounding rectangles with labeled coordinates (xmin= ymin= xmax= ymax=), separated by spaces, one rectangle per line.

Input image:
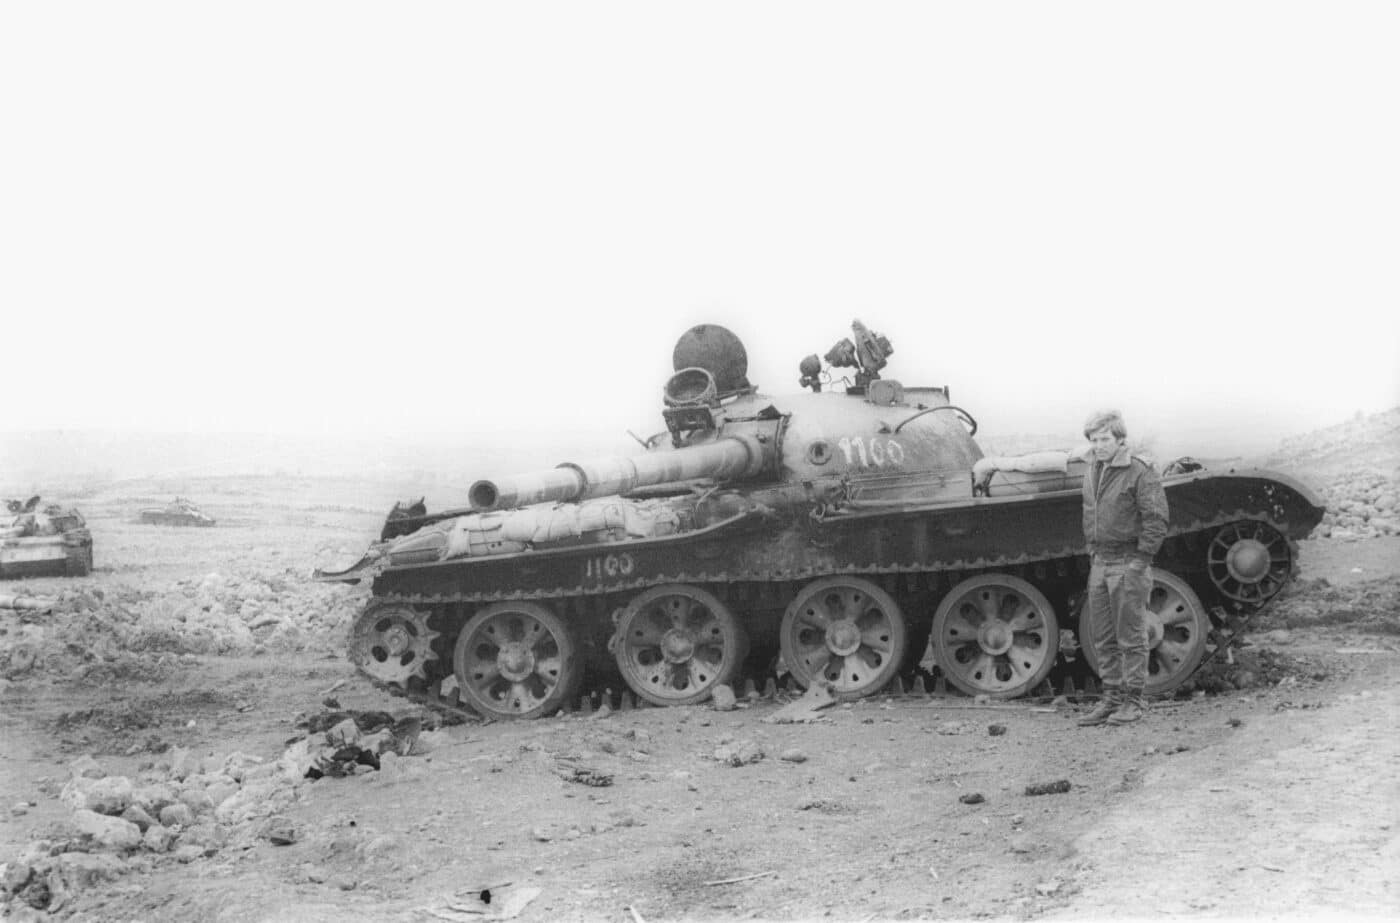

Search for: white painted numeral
xmin=585 ymin=553 xmax=636 ymax=579
xmin=835 ymin=436 xmax=906 ymax=469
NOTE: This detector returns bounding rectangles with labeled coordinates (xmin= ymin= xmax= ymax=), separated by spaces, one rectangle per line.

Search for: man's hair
xmin=1083 ymin=408 xmax=1127 ymax=440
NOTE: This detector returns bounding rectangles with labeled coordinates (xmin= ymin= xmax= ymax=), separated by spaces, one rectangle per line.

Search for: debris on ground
xmin=554 ymin=764 xmax=614 ymax=787
xmin=1025 ymin=779 xmax=1072 ymax=796
xmin=764 ymin=684 xmax=836 ymax=724
xmin=713 ymin=740 xmax=764 ymax=767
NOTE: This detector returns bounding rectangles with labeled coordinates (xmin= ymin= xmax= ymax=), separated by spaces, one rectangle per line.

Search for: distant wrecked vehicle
xmin=1 ymin=496 xmax=93 ymax=578
xmin=139 ymin=497 xmax=216 ymax=527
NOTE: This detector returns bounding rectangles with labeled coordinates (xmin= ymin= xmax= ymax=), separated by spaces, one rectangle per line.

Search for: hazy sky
xmin=3 ymin=2 xmax=1397 ymax=457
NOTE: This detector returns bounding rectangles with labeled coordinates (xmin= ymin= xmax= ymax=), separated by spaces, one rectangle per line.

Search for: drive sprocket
xmin=348 ymin=601 xmax=440 ymax=686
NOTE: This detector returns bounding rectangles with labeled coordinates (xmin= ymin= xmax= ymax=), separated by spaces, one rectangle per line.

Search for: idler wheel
xmin=780 ymin=577 xmax=907 ymax=702
xmin=613 ymin=585 xmax=748 ymax=707
xmin=348 ymin=601 xmax=440 ymax=686
xmin=454 ymin=602 xmax=581 ymax=720
xmin=1207 ymin=521 xmax=1293 ymax=605
xmin=1078 ymin=569 xmax=1209 ymax=697
xmin=929 ymin=574 xmax=1058 ymax=699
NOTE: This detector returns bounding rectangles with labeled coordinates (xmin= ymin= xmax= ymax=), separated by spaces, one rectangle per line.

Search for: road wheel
xmin=613 ymin=584 xmax=747 ymax=707
xmin=454 ymin=602 xmax=581 ymax=719
xmin=930 ymin=574 xmax=1059 ymax=699
xmin=779 ymin=576 xmax=906 ymax=701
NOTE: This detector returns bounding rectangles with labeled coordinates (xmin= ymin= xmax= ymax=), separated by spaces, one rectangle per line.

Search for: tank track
xmin=349 ymin=510 xmax=1298 ymax=720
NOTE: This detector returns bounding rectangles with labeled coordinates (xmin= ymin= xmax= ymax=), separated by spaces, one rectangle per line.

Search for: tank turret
xmin=319 ymin=320 xmax=1325 ymax=722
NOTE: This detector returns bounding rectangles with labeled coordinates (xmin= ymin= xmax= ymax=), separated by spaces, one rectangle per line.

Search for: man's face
xmin=1089 ymin=428 xmax=1122 ymax=462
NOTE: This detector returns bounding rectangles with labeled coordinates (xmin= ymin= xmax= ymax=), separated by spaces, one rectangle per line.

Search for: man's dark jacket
xmin=1082 ymin=444 xmax=1169 ymax=562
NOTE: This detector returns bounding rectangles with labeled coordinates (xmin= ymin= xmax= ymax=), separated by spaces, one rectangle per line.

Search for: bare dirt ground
xmin=2 ymin=478 xmax=1398 ymax=923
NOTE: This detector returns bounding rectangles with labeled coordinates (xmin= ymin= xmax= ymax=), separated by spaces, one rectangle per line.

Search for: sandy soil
xmin=1 ymin=479 xmax=1397 ymax=922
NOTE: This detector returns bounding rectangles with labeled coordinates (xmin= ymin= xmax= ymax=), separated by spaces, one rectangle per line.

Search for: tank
xmin=139 ymin=498 xmax=216 ymax=527
xmin=1 ymin=496 xmax=94 ymax=578
xmin=316 ymin=321 xmax=1326 ymax=719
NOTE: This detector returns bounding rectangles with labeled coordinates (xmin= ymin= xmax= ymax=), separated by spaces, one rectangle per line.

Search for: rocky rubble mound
xmin=0 ymin=710 xmax=444 ymax=916
xmin=1265 ymin=407 xmax=1400 ymax=540
xmin=0 ymin=747 xmax=294 ymax=915
xmin=1 ymin=568 xmax=363 ymax=682
xmin=1309 ymin=472 xmax=1400 ymax=539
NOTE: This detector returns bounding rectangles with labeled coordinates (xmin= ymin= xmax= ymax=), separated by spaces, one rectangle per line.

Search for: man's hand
xmin=1128 ymin=557 xmax=1151 ymax=574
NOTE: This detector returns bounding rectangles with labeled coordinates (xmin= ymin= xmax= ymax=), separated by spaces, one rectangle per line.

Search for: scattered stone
xmin=142 ymin=824 xmax=176 ymax=853
xmin=1228 ymin=717 xmax=1245 ymax=728
xmin=166 ymin=747 xmax=199 ymax=781
xmin=52 ymin=852 xmax=127 ymax=891
xmin=131 ymin=783 xmax=178 ymax=815
xmin=180 ymin=821 xmax=228 ymax=848
xmin=711 ymin=684 xmax=737 ymax=711
xmin=959 ymin=793 xmax=985 ymax=805
xmin=179 ymin=788 xmax=215 ymax=815
xmin=2 ymin=860 xmax=34 ymax=893
xmin=173 ymin=845 xmax=204 ymax=864
xmin=988 ymin=724 xmax=1007 ymax=737
xmin=937 ymin=720 xmax=967 ymax=735
xmin=68 ymin=755 xmax=104 ymax=779
xmin=324 ymin=718 xmax=361 ymax=747
xmin=779 ymin=748 xmax=808 ymax=763
xmin=1025 ymin=779 xmax=1071 ymax=796
xmin=72 ymin=809 xmax=142 ymax=850
xmin=556 ymin=765 xmax=613 ymax=787
xmin=263 ymin=817 xmax=297 ymax=845
xmin=159 ymin=803 xmax=194 ymax=828
xmin=715 ymin=740 xmax=764 ymax=767
xmin=120 ymin=804 xmax=156 ymax=832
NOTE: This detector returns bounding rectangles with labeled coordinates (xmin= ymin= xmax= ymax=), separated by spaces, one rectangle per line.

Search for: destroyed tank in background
xmin=316 ymin=321 xmax=1326 ymax=719
xmin=139 ymin=498 xmax=216 ymax=527
xmin=1 ymin=496 xmax=93 ymax=578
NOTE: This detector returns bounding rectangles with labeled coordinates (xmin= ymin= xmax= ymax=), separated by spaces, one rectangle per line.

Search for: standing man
xmin=1077 ymin=409 xmax=1169 ymax=726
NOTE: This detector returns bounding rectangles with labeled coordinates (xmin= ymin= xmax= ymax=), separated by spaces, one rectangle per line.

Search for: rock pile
xmin=0 ymin=710 xmax=444 ymax=915
xmin=0 ymin=748 xmax=295 ymax=914
xmin=0 ymin=568 xmax=362 ymax=682
xmin=1265 ymin=407 xmax=1400 ymax=540
xmin=1310 ymin=472 xmax=1400 ymax=539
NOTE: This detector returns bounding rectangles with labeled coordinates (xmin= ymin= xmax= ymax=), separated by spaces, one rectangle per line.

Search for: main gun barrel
xmin=468 ymin=435 xmax=769 ymax=511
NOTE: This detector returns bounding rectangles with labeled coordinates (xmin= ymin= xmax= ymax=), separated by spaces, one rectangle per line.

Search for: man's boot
xmin=1077 ymin=685 xmax=1121 ymax=726
xmin=1108 ymin=689 xmax=1146 ymax=725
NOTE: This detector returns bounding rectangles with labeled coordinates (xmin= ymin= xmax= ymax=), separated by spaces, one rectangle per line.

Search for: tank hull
xmin=0 ymin=533 xmax=92 ymax=579
xmin=329 ymin=467 xmax=1322 ymax=715
xmin=366 ymin=469 xmax=1320 ymax=602
xmin=139 ymin=511 xmax=216 ymax=527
